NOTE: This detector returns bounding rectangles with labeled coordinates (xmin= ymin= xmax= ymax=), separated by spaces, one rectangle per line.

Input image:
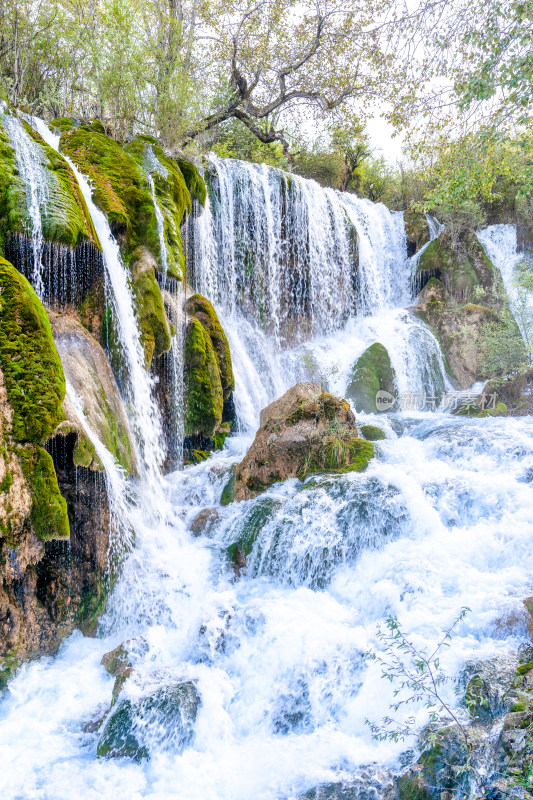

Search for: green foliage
xmin=0 ymin=257 xmax=65 ymax=444
xmin=210 ymin=121 xmax=287 ymax=168
xmin=365 ymin=608 xmax=471 ymax=751
xmin=480 ymin=308 xmax=529 ymax=379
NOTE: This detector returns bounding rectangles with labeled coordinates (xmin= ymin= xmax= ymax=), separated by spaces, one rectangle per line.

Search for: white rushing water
xmin=478 ymin=223 xmax=533 ymax=346
xmin=31 ymin=116 xmax=166 ymax=507
xmin=2 ymin=143 xmax=533 ymax=799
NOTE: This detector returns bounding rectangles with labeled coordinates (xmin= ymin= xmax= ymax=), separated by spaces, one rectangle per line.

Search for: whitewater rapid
xmin=2 ymin=412 xmax=533 ymax=799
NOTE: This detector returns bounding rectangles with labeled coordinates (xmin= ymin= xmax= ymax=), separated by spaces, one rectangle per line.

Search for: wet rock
xmin=97 ymin=674 xmax=200 ymax=761
xmin=346 ymin=344 xmax=396 ymax=413
xmin=360 ymin=424 xmax=386 ymax=441
xmin=101 ymin=637 xmax=148 ymax=677
xmin=231 ymin=383 xmax=374 ymax=502
xmin=477 ymin=368 xmax=533 ymax=417
xmin=190 ymin=508 xmax=219 ymax=536
xmin=226 ymin=497 xmax=281 ymax=569
xmin=295 ymin=767 xmax=395 ymax=800
xmin=49 ymin=311 xmax=137 ymax=474
xmin=405 ymin=210 xmax=431 ymax=256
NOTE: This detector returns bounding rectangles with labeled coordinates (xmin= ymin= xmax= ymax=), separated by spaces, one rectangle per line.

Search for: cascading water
xmin=2 ymin=144 xmax=533 ymax=800
xmin=478 ymin=223 xmax=533 ymax=343
xmin=189 ymin=157 xmax=448 ymax=424
xmin=31 ymin=117 xmax=166 ymax=505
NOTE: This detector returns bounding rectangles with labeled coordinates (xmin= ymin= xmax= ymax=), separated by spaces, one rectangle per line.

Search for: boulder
xmin=230 ymin=383 xmax=374 ymax=502
xmin=360 ymin=424 xmax=386 ymax=441
xmin=345 ymin=343 xmax=396 ymax=413
xmin=416 ymin=229 xmax=496 ymax=302
xmin=97 ymin=671 xmax=200 ymax=760
xmin=413 ymin=278 xmax=526 ymax=388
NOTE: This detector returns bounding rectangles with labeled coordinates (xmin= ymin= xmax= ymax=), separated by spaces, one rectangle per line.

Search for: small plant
xmin=365 ymin=608 xmax=471 ymax=752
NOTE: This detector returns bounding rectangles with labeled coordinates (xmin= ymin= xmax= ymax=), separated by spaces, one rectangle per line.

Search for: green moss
xmin=186 ymin=294 xmax=234 ymax=400
xmin=360 ymin=424 xmax=386 ymax=441
xmin=300 ymin=437 xmax=374 ymax=479
xmin=61 ymin=127 xmax=159 ymax=260
xmin=418 ymin=232 xmax=495 ymax=299
xmin=23 ymin=121 xmax=100 ymax=248
xmin=49 ymin=117 xmax=76 ymax=133
xmin=517 ymin=662 xmax=533 ymax=676
xmin=77 ymin=576 xmax=111 ymax=636
xmin=220 ymin=468 xmax=236 ymax=506
xmin=177 ymin=158 xmax=206 ymax=206
xmin=125 ymin=138 xmax=192 ymax=278
xmin=477 ymin=401 xmax=508 ymax=417
xmin=18 ymin=445 xmax=69 ymax=540
xmin=397 ymin=775 xmax=432 ymax=800
xmin=0 ymin=471 xmax=13 ymax=492
xmin=0 ymin=258 xmax=65 ymax=443
xmin=226 ymin=497 xmax=279 ymax=562
xmin=346 ymin=343 xmax=396 ymax=413
xmin=131 ymin=248 xmax=171 ymax=364
xmin=511 ymin=703 xmax=527 ymax=712
xmin=0 ymin=120 xmax=28 ymax=249
xmin=184 ymin=317 xmax=223 ymax=437
xmin=404 ymin=210 xmax=430 ymax=252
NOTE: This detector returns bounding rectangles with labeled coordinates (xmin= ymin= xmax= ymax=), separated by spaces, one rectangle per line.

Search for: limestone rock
xmin=49 ymin=311 xmax=137 ymax=475
xmin=231 ymin=383 xmax=374 ymax=502
xmin=404 ymin=210 xmax=430 ymax=255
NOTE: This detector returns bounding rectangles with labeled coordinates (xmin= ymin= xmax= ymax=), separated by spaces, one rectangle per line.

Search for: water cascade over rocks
xmin=1 ymin=127 xmax=533 ymax=800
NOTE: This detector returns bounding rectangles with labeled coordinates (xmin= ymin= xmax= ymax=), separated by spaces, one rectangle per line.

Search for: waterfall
xmin=1 ymin=104 xmax=47 ymax=296
xmin=144 ymin=147 xmax=185 ymax=465
xmin=32 ymin=117 xmax=166 ymax=505
xmin=189 ymin=157 xmax=448 ymax=426
xmin=477 ymin=224 xmax=533 ymax=343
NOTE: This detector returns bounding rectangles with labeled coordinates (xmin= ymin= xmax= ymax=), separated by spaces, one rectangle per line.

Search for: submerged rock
xmin=230 ymin=383 xmax=374 ymax=502
xmin=346 ymin=343 xmax=397 ymax=413
xmin=97 ymin=673 xmax=200 ymax=761
xmin=360 ymin=424 xmax=386 ymax=441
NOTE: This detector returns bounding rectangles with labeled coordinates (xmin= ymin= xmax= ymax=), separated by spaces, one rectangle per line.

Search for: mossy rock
xmin=397 ymin=773 xmax=433 ymax=800
xmin=184 ymin=317 xmax=223 ymax=437
xmin=404 ymin=210 xmax=430 ymax=254
xmin=60 ymin=126 xmax=159 ymax=260
xmin=0 ymin=111 xmax=99 ymax=250
xmin=360 ymin=424 xmax=386 ymax=441
xmin=301 ymin=437 xmax=374 ymax=478
xmin=220 ymin=467 xmax=236 ymax=506
xmin=226 ymin=497 xmax=280 ymax=564
xmin=18 ymin=445 xmax=69 ymax=540
xmin=185 ymin=294 xmax=234 ymax=400
xmin=131 ymin=247 xmax=171 ymax=365
xmin=176 ymin=158 xmax=206 ymax=206
xmin=96 ymin=679 xmax=200 ymax=760
xmin=125 ymin=138 xmax=194 ymax=279
xmin=417 ymin=231 xmax=495 ymax=300
xmin=346 ymin=343 xmax=396 ymax=413
xmin=0 ymin=257 xmax=65 ymax=443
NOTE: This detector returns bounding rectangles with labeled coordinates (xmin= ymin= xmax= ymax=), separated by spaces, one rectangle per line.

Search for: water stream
xmin=1 ymin=133 xmax=532 ymax=799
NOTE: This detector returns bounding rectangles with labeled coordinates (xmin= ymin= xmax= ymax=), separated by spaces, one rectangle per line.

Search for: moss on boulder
xmin=0 ymin=257 xmax=65 ymax=443
xmin=346 ymin=343 xmax=396 ymax=413
xmin=125 ymin=138 xmax=195 ymax=280
xmin=131 ymin=247 xmax=171 ymax=365
xmin=360 ymin=424 xmax=386 ymax=441
xmin=0 ymin=110 xmax=99 ymax=251
xmin=60 ymin=126 xmax=159 ymax=259
xmin=185 ymin=294 xmax=234 ymax=403
xmin=18 ymin=445 xmax=69 ymax=540
xmin=417 ymin=230 xmax=495 ymax=301
xmin=232 ymin=383 xmax=374 ymax=502
xmin=184 ymin=317 xmax=223 ymax=438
